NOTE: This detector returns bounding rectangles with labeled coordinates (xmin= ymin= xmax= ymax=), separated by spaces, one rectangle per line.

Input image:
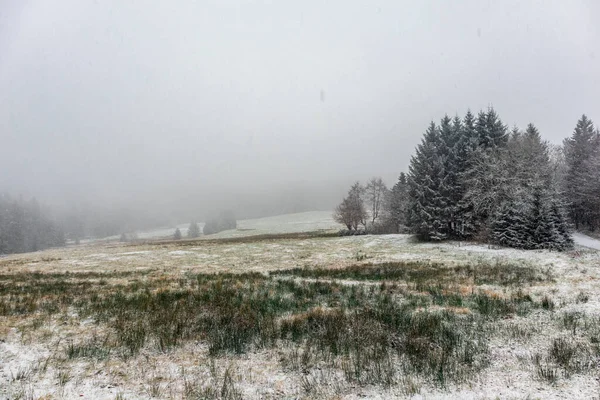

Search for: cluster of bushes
xmin=338 ymin=229 xmax=367 ymax=236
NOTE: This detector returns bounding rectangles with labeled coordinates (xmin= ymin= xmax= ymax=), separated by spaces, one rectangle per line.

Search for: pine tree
xmin=521 ymin=123 xmax=552 ymax=189
xmin=408 ymin=122 xmax=447 ymax=240
xmin=548 ymin=201 xmax=573 ymax=250
xmin=464 ymin=109 xmax=510 ymax=229
xmin=438 ymin=115 xmax=461 ymax=237
xmin=456 ymin=110 xmax=479 ymax=237
xmin=475 ymin=108 xmax=508 ymax=149
xmin=563 ymin=115 xmax=600 ymax=230
xmin=529 ymin=190 xmax=553 ymax=249
xmin=492 ymin=200 xmax=530 ymax=249
xmin=408 ymin=108 xmax=573 ymax=250
xmin=580 ymin=130 xmax=600 ymax=229
xmin=6 ymin=201 xmax=25 ymax=253
xmin=188 ymin=221 xmax=201 ymax=238
xmin=387 ymin=173 xmax=409 ymax=232
xmin=173 ymin=228 xmax=182 ymax=240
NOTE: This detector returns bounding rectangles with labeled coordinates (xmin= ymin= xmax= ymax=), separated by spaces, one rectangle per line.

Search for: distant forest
xmin=335 ymin=111 xmax=599 ymax=251
xmin=0 ymin=194 xmax=65 ymax=254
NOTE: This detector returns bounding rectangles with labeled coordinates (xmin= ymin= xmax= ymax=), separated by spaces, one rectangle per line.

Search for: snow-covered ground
xmin=84 ymin=211 xmax=338 ymax=243
xmin=573 ymin=232 xmax=600 ymax=250
xmin=207 ymin=210 xmax=340 ymax=238
xmin=2 ymin=215 xmax=600 ymax=399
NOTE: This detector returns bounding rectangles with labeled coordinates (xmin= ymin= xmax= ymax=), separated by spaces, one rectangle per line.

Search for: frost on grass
xmin=0 ymin=229 xmax=599 ymax=399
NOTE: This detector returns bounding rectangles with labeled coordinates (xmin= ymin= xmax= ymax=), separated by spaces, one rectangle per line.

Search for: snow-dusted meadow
xmin=86 ymin=211 xmax=339 ymax=243
xmin=1 ymin=212 xmax=600 ymax=399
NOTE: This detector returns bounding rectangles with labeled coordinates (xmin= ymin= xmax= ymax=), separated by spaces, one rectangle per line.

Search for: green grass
xmin=0 ymin=263 xmax=561 ymax=389
xmin=66 ymin=335 xmax=112 ymax=360
xmin=270 ymin=260 xmax=551 ymax=287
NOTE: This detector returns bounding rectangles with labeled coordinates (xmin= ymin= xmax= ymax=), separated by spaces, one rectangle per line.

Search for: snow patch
xmin=573 ymin=232 xmax=600 ymax=251
xmin=169 ymin=250 xmax=195 ymax=256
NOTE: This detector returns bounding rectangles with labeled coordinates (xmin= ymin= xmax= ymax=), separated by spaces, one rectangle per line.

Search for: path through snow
xmin=573 ymin=232 xmax=600 ymax=250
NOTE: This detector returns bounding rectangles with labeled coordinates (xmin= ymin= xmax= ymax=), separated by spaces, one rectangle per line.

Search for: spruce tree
xmin=456 ymin=110 xmax=479 ymax=237
xmin=408 ymin=122 xmax=447 ymax=240
xmin=438 ymin=115 xmax=461 ymax=237
xmin=188 ymin=221 xmax=201 ymax=238
xmin=529 ymin=190 xmax=553 ymax=249
xmin=475 ymin=108 xmax=508 ymax=149
xmin=563 ymin=115 xmax=599 ymax=230
xmin=492 ymin=200 xmax=530 ymax=248
xmin=408 ymin=108 xmax=573 ymax=250
xmin=548 ymin=201 xmax=573 ymax=250
xmin=521 ymin=123 xmax=552 ymax=189
xmin=173 ymin=228 xmax=182 ymax=240
xmin=388 ymin=173 xmax=409 ymax=232
xmin=464 ymin=109 xmax=510 ymax=228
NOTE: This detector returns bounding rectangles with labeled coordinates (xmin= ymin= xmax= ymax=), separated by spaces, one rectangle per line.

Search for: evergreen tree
xmin=408 ymin=122 xmax=447 ymax=240
xmin=438 ymin=115 xmax=460 ymax=237
xmin=579 ymin=130 xmax=600 ymax=229
xmin=491 ymin=200 xmax=530 ymax=249
xmin=188 ymin=221 xmax=201 ymax=238
xmin=408 ymin=108 xmax=572 ymax=250
xmin=0 ymin=194 xmax=65 ymax=254
xmin=563 ymin=115 xmax=600 ymax=230
xmin=464 ymin=109 xmax=510 ymax=229
xmin=548 ymin=201 xmax=574 ymax=250
xmin=475 ymin=108 xmax=508 ymax=149
xmin=385 ymin=173 xmax=409 ymax=232
xmin=455 ymin=110 xmax=479 ymax=237
xmin=202 ymin=211 xmax=237 ymax=235
xmin=529 ymin=189 xmax=553 ymax=249
xmin=173 ymin=228 xmax=182 ymax=240
xmin=521 ymin=123 xmax=552 ymax=189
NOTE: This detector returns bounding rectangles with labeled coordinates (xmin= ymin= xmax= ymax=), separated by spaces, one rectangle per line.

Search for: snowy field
xmin=92 ymin=211 xmax=339 ymax=243
xmin=1 ymin=214 xmax=600 ymax=399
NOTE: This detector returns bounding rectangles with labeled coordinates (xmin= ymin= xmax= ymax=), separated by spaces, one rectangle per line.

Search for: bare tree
xmin=333 ymin=198 xmax=354 ymax=230
xmin=333 ymin=182 xmax=368 ymax=231
xmin=365 ymin=177 xmax=388 ymax=224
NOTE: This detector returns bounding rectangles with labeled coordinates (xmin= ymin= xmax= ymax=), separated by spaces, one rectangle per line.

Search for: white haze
xmin=0 ymin=0 xmax=598 ymax=220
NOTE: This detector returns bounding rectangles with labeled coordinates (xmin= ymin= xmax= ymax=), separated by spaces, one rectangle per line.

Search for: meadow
xmin=1 ymin=213 xmax=600 ymax=399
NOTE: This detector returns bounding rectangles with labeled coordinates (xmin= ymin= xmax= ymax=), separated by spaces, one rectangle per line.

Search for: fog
xmin=1 ymin=1 xmax=599 ymax=224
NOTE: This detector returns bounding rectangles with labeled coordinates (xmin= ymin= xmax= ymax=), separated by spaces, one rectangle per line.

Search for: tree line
xmin=172 ymin=212 xmax=237 ymax=240
xmin=0 ymin=194 xmax=65 ymax=254
xmin=335 ymin=110 xmax=599 ymax=250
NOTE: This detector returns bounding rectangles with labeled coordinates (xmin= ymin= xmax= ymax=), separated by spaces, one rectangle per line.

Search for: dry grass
xmin=1 ymin=233 xmax=599 ymax=399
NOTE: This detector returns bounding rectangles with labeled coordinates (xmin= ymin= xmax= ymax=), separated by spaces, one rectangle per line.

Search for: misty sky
xmin=1 ymin=1 xmax=599 ymax=209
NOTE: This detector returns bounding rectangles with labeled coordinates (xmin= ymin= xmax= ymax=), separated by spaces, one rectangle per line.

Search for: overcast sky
xmin=1 ymin=0 xmax=598 ymax=209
